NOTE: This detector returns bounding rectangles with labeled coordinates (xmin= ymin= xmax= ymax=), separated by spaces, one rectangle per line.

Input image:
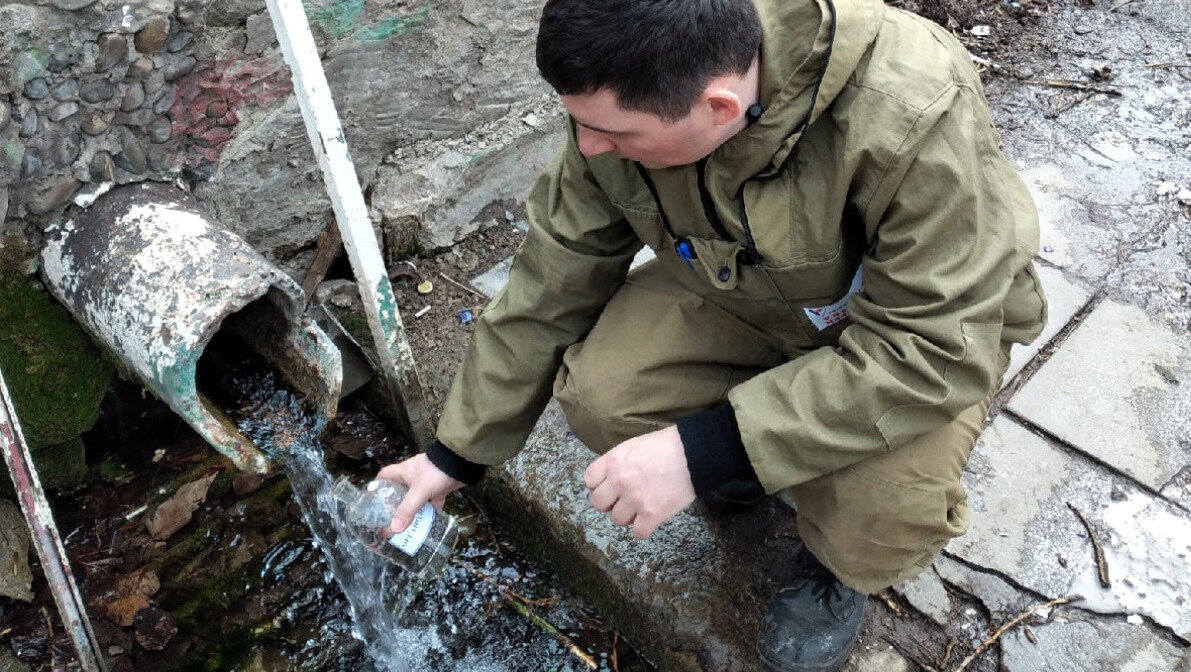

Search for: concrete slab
xmin=1000 ymin=617 xmax=1184 ymax=672
xmin=474 ymin=400 xmax=900 ymax=672
xmin=934 ymin=555 xmax=1033 ymax=617
xmin=1007 ymin=300 xmax=1191 ymax=493
xmin=951 ymin=416 xmax=1191 ymax=637
xmin=893 ymin=568 xmax=952 ymax=627
xmin=842 ymin=646 xmax=911 ymax=672
xmin=1001 ymin=265 xmax=1092 ymax=387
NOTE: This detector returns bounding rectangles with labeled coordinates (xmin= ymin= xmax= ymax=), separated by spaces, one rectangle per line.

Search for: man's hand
xmin=377 ymin=454 xmax=465 ymax=532
xmin=583 ymin=425 xmax=696 ymax=539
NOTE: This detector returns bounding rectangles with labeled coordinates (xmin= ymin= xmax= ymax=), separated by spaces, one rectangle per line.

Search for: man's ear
xmin=702 ymin=87 xmax=743 ymax=127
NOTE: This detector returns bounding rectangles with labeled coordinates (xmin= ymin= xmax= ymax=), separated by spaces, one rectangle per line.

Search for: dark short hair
xmin=536 ymin=0 xmax=763 ymax=121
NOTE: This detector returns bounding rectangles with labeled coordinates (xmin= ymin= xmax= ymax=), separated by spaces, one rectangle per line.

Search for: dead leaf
xmin=106 ymin=594 xmax=150 ymax=627
xmin=145 ymin=472 xmax=219 ymax=540
xmin=114 ymin=569 xmax=160 ymax=600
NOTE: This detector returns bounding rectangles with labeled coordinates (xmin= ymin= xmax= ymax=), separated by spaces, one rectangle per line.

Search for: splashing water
xmin=226 ymin=370 xmax=432 ymax=672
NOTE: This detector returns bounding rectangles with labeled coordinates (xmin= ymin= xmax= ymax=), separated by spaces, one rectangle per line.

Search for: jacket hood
xmin=712 ymin=0 xmax=885 ymax=190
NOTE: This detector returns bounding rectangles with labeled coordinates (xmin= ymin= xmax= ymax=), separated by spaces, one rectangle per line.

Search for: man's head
xmin=536 ymin=0 xmax=763 ymax=168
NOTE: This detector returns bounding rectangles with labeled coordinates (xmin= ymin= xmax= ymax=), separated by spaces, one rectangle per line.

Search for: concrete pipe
xmin=40 ymin=182 xmax=342 ymax=473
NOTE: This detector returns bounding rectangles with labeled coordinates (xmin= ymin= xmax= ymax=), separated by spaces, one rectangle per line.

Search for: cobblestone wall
xmin=0 ymin=0 xmax=563 ymax=275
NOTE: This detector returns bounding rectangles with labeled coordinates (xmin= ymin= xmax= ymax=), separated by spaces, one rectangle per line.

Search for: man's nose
xmin=577 ymin=127 xmax=615 ymax=157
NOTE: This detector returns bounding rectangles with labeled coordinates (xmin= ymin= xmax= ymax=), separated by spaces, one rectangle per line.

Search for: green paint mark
xmin=3 ymin=140 xmax=24 ymax=167
xmin=358 ymin=4 xmax=431 ymax=41
xmin=308 ymin=0 xmax=366 ymax=36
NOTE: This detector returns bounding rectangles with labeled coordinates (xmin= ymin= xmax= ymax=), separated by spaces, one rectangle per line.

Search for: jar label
xmin=388 ymin=502 xmax=434 ymax=556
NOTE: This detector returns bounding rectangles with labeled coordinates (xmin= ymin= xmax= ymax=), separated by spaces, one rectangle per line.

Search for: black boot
xmin=756 ymin=546 xmax=867 ymax=672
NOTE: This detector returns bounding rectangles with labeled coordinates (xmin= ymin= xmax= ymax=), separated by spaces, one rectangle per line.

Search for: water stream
xmin=217 ymin=366 xmax=430 ymax=672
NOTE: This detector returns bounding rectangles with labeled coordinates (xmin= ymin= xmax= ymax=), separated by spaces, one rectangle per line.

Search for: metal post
xmin=263 ymin=0 xmax=434 ymax=449
xmin=0 ymin=366 xmax=106 ymax=672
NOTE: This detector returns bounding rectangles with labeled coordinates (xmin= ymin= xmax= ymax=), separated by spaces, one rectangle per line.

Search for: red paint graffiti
xmin=168 ymin=58 xmax=294 ymax=170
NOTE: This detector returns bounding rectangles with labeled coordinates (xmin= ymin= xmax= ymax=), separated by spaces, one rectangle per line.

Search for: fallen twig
xmin=1142 ymin=62 xmax=1191 ymax=69
xmin=1108 ymin=0 xmax=1139 ymax=11
xmin=438 ymin=271 xmax=487 ymax=299
xmin=877 ymin=590 xmax=903 ymax=616
xmin=611 ymin=630 xmax=620 ymax=672
xmin=950 ymin=595 xmax=1080 ymax=672
xmin=1025 ymin=79 xmax=1123 ymax=96
xmin=1067 ymin=501 xmax=1110 ymax=588
xmin=1046 ymin=92 xmax=1096 ymax=119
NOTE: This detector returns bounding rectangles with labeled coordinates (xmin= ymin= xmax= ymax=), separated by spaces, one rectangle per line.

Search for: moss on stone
xmin=0 ymin=265 xmax=113 ymax=451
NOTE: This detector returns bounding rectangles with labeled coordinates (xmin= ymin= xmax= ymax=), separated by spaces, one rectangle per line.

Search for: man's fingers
xmin=377 ymin=463 xmax=410 ymax=486
xmin=589 ymin=482 xmax=618 ymax=512
xmin=391 ymin=487 xmax=429 ymax=533
xmin=632 ymin=515 xmax=660 ymax=540
xmin=583 ymin=455 xmax=608 ymax=490
xmin=610 ymin=500 xmax=636 ymax=527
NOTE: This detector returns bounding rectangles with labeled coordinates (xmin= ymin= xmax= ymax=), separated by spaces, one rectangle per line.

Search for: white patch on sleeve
xmin=803 ymin=266 xmax=863 ymax=331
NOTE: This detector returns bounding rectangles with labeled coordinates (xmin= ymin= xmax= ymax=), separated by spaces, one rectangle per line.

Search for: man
xmin=378 ymin=0 xmax=1047 ymax=669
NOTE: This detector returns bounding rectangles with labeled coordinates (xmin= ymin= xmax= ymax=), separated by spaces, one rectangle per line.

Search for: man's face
xmin=560 ymin=89 xmax=721 ymax=169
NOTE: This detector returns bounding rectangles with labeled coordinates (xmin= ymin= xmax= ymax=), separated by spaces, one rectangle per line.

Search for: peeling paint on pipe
xmin=41 ymin=182 xmax=342 ymax=473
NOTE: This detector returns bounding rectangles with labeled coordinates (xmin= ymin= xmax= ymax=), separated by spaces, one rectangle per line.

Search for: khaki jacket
xmin=436 ymin=0 xmax=1047 ymax=493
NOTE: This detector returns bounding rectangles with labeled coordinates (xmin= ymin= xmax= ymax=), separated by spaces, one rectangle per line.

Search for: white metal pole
xmin=263 ymin=0 xmax=433 ymax=448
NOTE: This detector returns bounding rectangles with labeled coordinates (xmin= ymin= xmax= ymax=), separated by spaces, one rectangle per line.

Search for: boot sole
xmin=756 ymin=639 xmax=855 ymax=672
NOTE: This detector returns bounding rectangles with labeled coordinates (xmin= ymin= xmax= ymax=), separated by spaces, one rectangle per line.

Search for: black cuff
xmin=676 ymin=402 xmax=765 ymax=505
xmin=425 ymin=440 xmax=488 ymax=486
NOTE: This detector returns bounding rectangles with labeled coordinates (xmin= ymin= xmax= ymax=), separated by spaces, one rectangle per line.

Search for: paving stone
xmin=1001 ymin=264 xmax=1091 ymax=387
xmin=1008 ymin=300 xmax=1191 ymax=493
xmin=1001 ymin=616 xmax=1184 ymax=672
xmin=841 ymin=645 xmax=911 ymax=672
xmin=951 ymin=416 xmax=1191 ymax=636
xmin=893 ymin=567 xmax=952 ymax=627
xmin=479 ymin=400 xmax=816 ymax=672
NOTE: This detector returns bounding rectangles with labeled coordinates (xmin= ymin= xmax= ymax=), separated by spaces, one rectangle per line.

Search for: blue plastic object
xmin=675 ymin=239 xmax=696 ymax=269
xmin=458 ymin=308 xmax=474 ymax=325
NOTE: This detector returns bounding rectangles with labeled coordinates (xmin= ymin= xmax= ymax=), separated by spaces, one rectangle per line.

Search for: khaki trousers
xmin=553 ymin=262 xmax=999 ymax=593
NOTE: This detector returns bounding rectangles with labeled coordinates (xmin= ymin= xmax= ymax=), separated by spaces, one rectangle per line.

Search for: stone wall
xmin=0 ymin=0 xmax=564 ymax=276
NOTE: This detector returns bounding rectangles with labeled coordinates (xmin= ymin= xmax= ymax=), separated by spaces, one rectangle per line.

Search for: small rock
xmin=90 ymin=151 xmax=115 ymax=182
xmin=0 ymin=103 xmax=10 ymax=132
xmin=0 ymin=500 xmax=33 ymax=601
xmin=167 ymin=31 xmax=193 ymax=53
xmin=48 ymin=102 xmax=80 ymax=122
xmin=146 ymin=116 xmax=172 ymax=143
xmin=205 ymin=100 xmax=228 ymax=118
xmin=114 ymin=132 xmax=147 ymax=174
xmin=132 ymin=607 xmax=177 ymax=651
xmin=154 ymin=86 xmax=176 ymax=115
xmin=50 ymin=0 xmax=99 ymax=9
xmin=162 ymin=56 xmax=197 ymax=82
xmin=119 ymin=108 xmax=155 ymax=127
xmin=9 ymin=51 xmax=47 ymax=91
xmin=1126 ymin=614 xmax=1144 ymax=625
xmin=176 ymin=8 xmax=197 ymax=26
xmin=970 ymin=24 xmax=991 ymax=37
xmin=121 ymin=81 xmax=146 ymax=112
xmin=135 ymin=17 xmax=172 ymax=54
xmin=80 ymin=79 xmax=115 ymax=104
xmin=50 ymin=79 xmax=79 ymax=101
xmin=126 ymin=57 xmax=154 ymax=79
xmin=1177 ymin=188 xmax=1191 ymax=205
xmin=244 ymin=12 xmax=277 ymax=54
xmin=19 ymin=149 xmax=42 ymax=180
xmin=27 ymin=178 xmax=82 ymax=215
xmin=52 ymin=132 xmax=82 ymax=167
xmin=95 ymin=33 xmax=127 ymax=71
xmin=19 ymin=110 xmax=38 ymax=138
xmin=521 ymin=113 xmax=541 ymax=128
xmin=23 ymin=77 xmax=49 ymax=100
xmin=144 ymin=144 xmax=176 ymax=172
xmin=81 ymin=110 xmax=113 ymax=136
